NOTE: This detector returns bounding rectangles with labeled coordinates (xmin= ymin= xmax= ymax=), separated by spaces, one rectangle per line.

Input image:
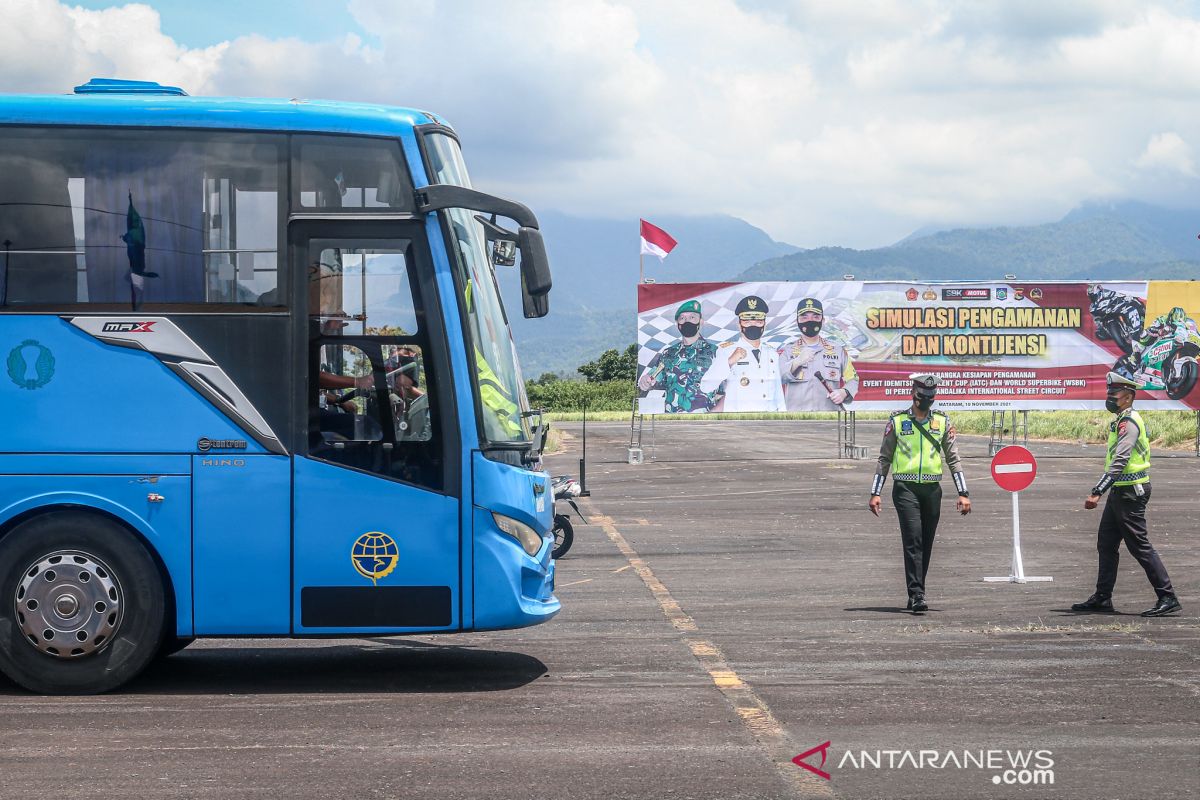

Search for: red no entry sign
xmin=991 ymin=445 xmax=1037 ymax=492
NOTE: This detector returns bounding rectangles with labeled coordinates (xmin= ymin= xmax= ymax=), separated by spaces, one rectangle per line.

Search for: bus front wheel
xmin=0 ymin=511 xmax=166 ymax=694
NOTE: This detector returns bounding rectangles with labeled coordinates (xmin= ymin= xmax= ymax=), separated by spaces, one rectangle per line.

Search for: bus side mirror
xmin=518 ymin=227 xmax=551 ymax=319
xmin=519 ymin=225 xmax=551 ymax=284
xmin=522 ymin=285 xmax=549 ymax=318
xmin=492 ymin=240 xmax=517 ymax=268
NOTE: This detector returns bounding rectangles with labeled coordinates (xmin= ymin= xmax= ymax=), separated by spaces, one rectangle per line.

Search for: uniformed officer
xmin=638 ymin=299 xmax=718 ymax=413
xmin=777 ymin=297 xmax=859 ymax=411
xmin=700 ymin=295 xmax=785 ymax=412
xmin=1072 ymin=372 xmax=1181 ymax=617
xmin=868 ymin=374 xmax=971 ymax=613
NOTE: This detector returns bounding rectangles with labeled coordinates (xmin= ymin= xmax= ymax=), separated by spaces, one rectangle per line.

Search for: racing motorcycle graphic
xmin=1087 ymin=284 xmax=1146 ymax=356
xmin=1116 ymin=329 xmax=1200 ymax=400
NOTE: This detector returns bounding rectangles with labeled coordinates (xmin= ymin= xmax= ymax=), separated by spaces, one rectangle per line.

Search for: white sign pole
xmin=1011 ymin=491 xmax=1026 ymax=582
xmin=985 ymin=488 xmax=1052 ymax=583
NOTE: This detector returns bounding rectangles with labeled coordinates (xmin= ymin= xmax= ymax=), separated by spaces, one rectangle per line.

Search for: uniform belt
xmin=893 ymin=473 xmax=942 ymax=483
xmin=1114 ymin=470 xmax=1149 ymax=483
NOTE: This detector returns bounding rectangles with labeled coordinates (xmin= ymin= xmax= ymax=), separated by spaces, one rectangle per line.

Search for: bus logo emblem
xmin=198 ymin=437 xmax=247 ymax=452
xmin=351 ymin=532 xmax=399 ymax=585
xmin=101 ymin=321 xmax=156 ymax=333
xmin=6 ymin=340 xmax=55 ymax=390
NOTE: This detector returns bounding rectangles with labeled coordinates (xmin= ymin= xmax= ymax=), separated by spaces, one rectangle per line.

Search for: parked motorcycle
xmin=1088 ymin=286 xmax=1145 ymax=356
xmin=550 ymin=475 xmax=586 ymax=559
xmin=1116 ymin=331 xmax=1200 ymax=400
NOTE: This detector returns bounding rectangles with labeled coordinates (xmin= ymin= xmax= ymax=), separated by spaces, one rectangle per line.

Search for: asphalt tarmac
xmin=1 ymin=420 xmax=1196 ymax=799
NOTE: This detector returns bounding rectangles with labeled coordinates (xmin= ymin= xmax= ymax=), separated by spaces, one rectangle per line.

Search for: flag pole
xmin=638 ymin=219 xmax=644 ymax=284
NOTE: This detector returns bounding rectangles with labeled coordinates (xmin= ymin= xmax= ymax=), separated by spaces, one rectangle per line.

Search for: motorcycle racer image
xmin=1088 ymin=284 xmax=1146 ymax=356
xmin=1116 ymin=306 xmax=1200 ymax=400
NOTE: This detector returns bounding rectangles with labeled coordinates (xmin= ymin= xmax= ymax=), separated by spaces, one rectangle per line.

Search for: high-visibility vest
xmin=890 ymin=411 xmax=948 ymax=483
xmin=475 ymin=347 xmax=523 ymax=438
xmin=1107 ymin=408 xmax=1151 ymax=486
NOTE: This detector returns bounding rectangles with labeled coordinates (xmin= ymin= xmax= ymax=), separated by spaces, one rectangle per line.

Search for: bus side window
xmin=316 ymin=343 xmax=384 ymax=445
xmin=306 ymin=238 xmax=442 ymax=492
xmin=383 ymin=345 xmax=431 ymax=443
xmin=295 ymin=137 xmax=410 ymax=211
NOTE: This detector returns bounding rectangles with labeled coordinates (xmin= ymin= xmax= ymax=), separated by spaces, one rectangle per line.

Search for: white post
xmin=984 ymin=488 xmax=1052 ymax=583
xmin=1011 ymin=491 xmax=1026 ymax=583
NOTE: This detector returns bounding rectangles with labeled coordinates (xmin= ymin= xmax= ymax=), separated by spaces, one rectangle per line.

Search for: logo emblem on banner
xmin=906 ymin=288 xmax=919 ymax=301
xmin=1014 ymin=288 xmax=1026 ymax=300
xmin=942 ymin=287 xmax=991 ymax=301
xmin=1030 ymin=287 xmax=1044 ymax=300
xmin=922 ymin=289 xmax=937 ymax=301
xmin=996 ymin=287 xmax=1008 ymax=300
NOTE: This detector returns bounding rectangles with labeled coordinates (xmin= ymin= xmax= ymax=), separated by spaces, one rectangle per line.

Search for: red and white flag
xmin=640 ymin=219 xmax=678 ymax=260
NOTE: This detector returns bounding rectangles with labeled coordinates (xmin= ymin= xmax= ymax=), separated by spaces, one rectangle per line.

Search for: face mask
xmin=798 ymin=321 xmax=822 ymax=338
xmin=1105 ymin=393 xmax=1121 ymax=413
xmin=742 ymin=325 xmax=764 ymax=341
xmin=915 ymin=394 xmax=934 ymax=411
xmin=677 ymin=321 xmax=700 ymax=338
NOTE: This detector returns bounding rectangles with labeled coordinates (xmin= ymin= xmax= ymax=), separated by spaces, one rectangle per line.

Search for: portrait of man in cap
xmin=777 ymin=296 xmax=859 ymax=411
xmin=638 ymin=298 xmax=719 ymax=413
xmin=699 ymin=294 xmax=785 ymax=412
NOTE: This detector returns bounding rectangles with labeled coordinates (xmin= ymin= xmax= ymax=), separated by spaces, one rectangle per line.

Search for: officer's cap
xmin=675 ymin=299 xmax=703 ymax=319
xmin=796 ymin=297 xmax=823 ymax=315
xmin=734 ymin=295 xmax=768 ymax=320
xmin=910 ymin=373 xmax=939 ymax=392
xmin=1106 ymin=371 xmax=1138 ymax=392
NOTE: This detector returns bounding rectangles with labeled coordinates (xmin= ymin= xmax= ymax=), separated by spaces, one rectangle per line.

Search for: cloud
xmin=0 ymin=0 xmax=1197 ymax=248
xmin=1135 ymin=132 xmax=1196 ymax=177
xmin=0 ymin=0 xmax=225 ymax=93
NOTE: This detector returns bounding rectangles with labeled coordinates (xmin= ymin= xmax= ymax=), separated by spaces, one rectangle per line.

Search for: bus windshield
xmin=425 ymin=133 xmax=533 ymax=447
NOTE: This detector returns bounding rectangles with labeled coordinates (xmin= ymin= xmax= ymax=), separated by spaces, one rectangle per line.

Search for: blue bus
xmin=0 ymin=79 xmax=559 ymax=694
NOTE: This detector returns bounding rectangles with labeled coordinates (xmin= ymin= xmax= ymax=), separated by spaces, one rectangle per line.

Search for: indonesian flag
xmin=640 ymin=219 xmax=678 ymax=260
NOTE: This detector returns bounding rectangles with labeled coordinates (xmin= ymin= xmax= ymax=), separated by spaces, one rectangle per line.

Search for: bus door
xmin=290 ymin=223 xmax=462 ymax=633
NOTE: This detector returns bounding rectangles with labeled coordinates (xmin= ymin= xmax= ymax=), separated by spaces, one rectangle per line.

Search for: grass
xmin=546 ymin=409 xmax=1200 ymax=450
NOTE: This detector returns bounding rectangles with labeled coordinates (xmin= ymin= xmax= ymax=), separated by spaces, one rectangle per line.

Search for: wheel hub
xmin=15 ymin=551 xmax=122 ymax=659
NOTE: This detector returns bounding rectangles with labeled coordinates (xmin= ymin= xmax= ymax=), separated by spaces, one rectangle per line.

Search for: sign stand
xmin=984 ymin=445 xmax=1052 ymax=584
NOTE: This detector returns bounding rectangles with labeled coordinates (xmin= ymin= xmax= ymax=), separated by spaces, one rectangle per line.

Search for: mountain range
xmin=502 ymin=200 xmax=1200 ymax=377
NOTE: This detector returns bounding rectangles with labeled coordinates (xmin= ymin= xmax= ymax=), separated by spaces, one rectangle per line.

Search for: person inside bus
xmin=387 ymin=348 xmax=430 ymax=442
xmin=309 ymin=259 xmax=377 ymax=442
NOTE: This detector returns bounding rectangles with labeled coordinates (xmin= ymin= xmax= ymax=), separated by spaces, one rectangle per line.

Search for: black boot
xmin=1071 ymin=594 xmax=1114 ymax=612
xmin=910 ymin=594 xmax=928 ymax=613
xmin=1141 ymin=595 xmax=1181 ymax=617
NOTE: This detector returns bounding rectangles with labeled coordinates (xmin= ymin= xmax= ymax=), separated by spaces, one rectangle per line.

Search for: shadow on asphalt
xmin=1050 ymin=608 xmax=1147 ymax=617
xmin=0 ymin=640 xmax=548 ymax=696
xmin=844 ymin=606 xmax=911 ymax=614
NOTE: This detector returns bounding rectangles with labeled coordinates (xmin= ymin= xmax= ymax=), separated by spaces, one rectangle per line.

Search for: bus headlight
xmin=492 ymin=512 xmax=544 ymax=556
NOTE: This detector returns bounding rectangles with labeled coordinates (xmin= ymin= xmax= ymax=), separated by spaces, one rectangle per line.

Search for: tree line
xmin=525 ymin=345 xmax=637 ymax=411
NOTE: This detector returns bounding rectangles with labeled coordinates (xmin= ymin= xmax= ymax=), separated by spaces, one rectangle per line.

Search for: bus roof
xmin=0 ymin=78 xmax=448 ymax=138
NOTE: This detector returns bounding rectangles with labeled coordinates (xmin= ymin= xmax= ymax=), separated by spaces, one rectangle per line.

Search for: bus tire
xmin=0 ymin=511 xmax=166 ymax=694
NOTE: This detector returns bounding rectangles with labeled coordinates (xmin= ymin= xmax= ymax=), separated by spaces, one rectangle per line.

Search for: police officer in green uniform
xmin=869 ymin=374 xmax=971 ymax=613
xmin=1072 ymin=372 xmax=1181 ymax=617
xmin=638 ymin=299 xmax=718 ymax=413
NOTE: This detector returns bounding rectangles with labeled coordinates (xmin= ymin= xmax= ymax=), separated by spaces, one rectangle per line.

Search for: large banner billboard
xmin=637 ymin=281 xmax=1200 ymax=413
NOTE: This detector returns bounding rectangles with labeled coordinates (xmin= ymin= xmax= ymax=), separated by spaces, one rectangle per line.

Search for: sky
xmin=2 ymin=0 xmax=1198 ymax=249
